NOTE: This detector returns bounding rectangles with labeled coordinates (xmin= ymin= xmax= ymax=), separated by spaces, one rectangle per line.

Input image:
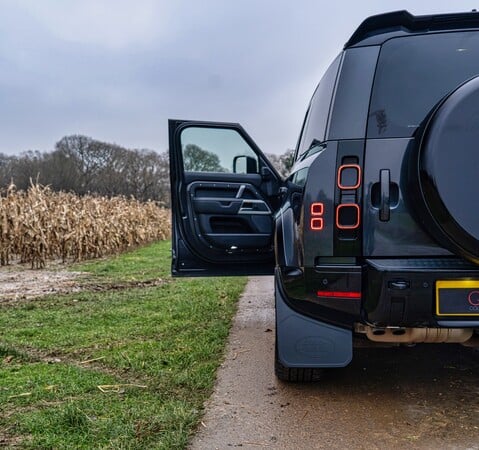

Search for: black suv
xmin=169 ymin=10 xmax=479 ymax=381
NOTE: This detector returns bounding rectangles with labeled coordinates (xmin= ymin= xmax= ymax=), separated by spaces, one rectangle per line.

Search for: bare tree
xmin=0 ymin=135 xmax=171 ymax=204
xmin=266 ymin=149 xmax=295 ymax=178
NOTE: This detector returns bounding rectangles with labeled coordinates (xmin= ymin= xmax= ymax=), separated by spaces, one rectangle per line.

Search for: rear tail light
xmin=334 ymin=154 xmax=363 ymax=255
xmin=310 ymin=202 xmax=324 ymax=231
xmin=337 ymin=164 xmax=361 ymax=189
xmin=311 ymin=218 xmax=324 ymax=230
xmin=311 ymin=202 xmax=324 ymax=215
xmin=336 ymin=204 xmax=360 ymax=230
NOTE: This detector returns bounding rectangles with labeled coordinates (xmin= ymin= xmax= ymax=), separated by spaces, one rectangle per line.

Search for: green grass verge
xmin=75 ymin=242 xmax=172 ymax=283
xmin=0 ymin=241 xmax=247 ymax=449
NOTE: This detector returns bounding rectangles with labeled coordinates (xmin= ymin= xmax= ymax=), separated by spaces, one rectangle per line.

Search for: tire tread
xmin=274 ymin=353 xmax=324 ymax=382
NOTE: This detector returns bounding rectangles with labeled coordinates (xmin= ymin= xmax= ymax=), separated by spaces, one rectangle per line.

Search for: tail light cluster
xmin=308 ymin=151 xmax=364 ymax=302
xmin=310 ymin=202 xmax=324 ymax=231
xmin=336 ymin=164 xmax=361 ymax=229
xmin=309 ymin=163 xmax=362 ymax=232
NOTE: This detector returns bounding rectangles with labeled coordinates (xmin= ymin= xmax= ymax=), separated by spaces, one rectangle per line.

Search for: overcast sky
xmin=1 ymin=0 xmax=479 ymax=156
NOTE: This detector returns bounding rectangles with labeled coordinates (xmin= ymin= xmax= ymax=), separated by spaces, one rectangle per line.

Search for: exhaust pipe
xmin=362 ymin=326 xmax=473 ymax=344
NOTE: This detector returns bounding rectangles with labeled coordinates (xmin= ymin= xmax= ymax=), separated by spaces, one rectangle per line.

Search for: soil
xmin=190 ymin=277 xmax=479 ymax=450
xmin=0 ymin=266 xmax=84 ymax=302
xmin=0 ymin=264 xmax=169 ymax=303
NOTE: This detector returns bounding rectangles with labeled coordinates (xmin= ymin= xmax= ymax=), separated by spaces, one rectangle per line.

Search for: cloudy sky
xmin=1 ymin=0 xmax=479 ymax=155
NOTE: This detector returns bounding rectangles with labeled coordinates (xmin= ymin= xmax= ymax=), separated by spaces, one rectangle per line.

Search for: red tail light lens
xmin=310 ymin=218 xmax=324 ymax=230
xmin=310 ymin=202 xmax=324 ymax=231
xmin=337 ymin=164 xmax=361 ymax=190
xmin=336 ymin=204 xmax=360 ymax=230
xmin=311 ymin=202 xmax=324 ymax=215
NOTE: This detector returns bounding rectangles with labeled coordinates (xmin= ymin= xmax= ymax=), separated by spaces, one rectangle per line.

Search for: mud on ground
xmin=0 ymin=264 xmax=168 ymax=303
xmin=0 ymin=266 xmax=84 ymax=302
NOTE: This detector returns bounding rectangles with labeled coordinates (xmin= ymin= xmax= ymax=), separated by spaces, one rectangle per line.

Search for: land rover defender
xmin=169 ymin=10 xmax=479 ymax=381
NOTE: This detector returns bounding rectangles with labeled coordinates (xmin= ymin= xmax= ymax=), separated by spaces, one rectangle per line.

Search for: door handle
xmin=380 ymin=169 xmax=390 ymax=222
xmin=236 ymin=184 xmax=246 ymax=198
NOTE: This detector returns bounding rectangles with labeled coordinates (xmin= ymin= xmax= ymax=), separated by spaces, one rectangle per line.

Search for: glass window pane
xmin=368 ymin=32 xmax=479 ymax=138
xmin=180 ymin=127 xmax=259 ymax=173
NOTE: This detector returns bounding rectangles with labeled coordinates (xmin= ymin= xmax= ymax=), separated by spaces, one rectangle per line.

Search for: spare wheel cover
xmin=420 ymin=75 xmax=479 ymax=262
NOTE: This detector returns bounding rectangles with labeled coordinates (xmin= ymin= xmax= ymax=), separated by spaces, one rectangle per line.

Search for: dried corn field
xmin=0 ymin=184 xmax=170 ymax=268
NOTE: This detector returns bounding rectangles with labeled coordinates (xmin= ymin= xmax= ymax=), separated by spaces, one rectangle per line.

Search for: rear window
xmin=368 ymin=31 xmax=479 ymax=138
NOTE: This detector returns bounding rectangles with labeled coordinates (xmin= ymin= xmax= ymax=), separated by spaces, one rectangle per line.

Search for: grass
xmin=0 ymin=241 xmax=247 ymax=449
xmin=76 ymin=242 xmax=172 ymax=282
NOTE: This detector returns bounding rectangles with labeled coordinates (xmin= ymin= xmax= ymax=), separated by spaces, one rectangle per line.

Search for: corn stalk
xmin=0 ymin=184 xmax=170 ymax=268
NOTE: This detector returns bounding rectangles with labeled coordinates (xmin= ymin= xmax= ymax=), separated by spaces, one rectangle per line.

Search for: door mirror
xmin=233 ymin=155 xmax=258 ymax=174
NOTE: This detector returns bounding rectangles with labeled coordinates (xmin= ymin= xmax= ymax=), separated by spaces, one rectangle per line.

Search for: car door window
xmin=180 ymin=127 xmax=259 ymax=174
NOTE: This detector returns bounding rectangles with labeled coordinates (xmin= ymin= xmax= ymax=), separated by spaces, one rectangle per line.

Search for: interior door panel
xmin=187 ymin=181 xmax=273 ymax=250
xmin=169 ymin=119 xmax=282 ymax=276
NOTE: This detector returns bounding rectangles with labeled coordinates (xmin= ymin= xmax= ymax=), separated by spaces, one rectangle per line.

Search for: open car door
xmin=169 ymin=119 xmax=283 ymax=276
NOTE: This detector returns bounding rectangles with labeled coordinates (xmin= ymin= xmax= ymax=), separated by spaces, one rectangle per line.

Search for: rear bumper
xmin=280 ymin=258 xmax=479 ymax=329
xmin=364 ymin=258 xmax=479 ymax=327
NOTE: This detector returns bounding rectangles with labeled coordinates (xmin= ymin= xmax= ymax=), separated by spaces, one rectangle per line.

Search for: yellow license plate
xmin=436 ymin=280 xmax=479 ymax=316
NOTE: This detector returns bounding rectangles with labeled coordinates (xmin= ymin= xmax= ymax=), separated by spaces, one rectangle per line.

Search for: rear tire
xmin=274 ymin=337 xmax=324 ymax=382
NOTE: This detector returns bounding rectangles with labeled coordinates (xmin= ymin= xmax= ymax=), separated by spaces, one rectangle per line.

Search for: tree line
xmin=0 ymin=134 xmax=294 ymax=205
xmin=0 ymin=135 xmax=170 ymax=205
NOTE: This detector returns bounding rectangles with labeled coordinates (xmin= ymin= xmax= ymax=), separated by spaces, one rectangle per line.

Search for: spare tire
xmin=418 ymin=76 xmax=479 ymax=263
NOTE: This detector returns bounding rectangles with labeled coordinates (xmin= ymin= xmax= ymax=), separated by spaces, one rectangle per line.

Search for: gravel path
xmin=190 ymin=276 xmax=479 ymax=450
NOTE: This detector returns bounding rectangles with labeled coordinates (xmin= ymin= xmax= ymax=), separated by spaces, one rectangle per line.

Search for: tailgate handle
xmin=379 ymin=169 xmax=390 ymax=222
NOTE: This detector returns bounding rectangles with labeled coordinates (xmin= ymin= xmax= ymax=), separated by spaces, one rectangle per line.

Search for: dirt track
xmin=191 ymin=277 xmax=479 ymax=450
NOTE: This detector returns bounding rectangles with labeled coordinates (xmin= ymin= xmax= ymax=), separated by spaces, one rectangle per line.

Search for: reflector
xmin=317 ymin=290 xmax=361 ymax=299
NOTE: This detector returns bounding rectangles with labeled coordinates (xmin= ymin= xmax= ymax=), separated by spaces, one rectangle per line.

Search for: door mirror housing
xmin=233 ymin=155 xmax=258 ymax=174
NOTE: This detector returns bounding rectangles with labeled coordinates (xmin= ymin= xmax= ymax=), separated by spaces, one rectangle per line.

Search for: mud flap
xmin=275 ymin=277 xmax=352 ymax=368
